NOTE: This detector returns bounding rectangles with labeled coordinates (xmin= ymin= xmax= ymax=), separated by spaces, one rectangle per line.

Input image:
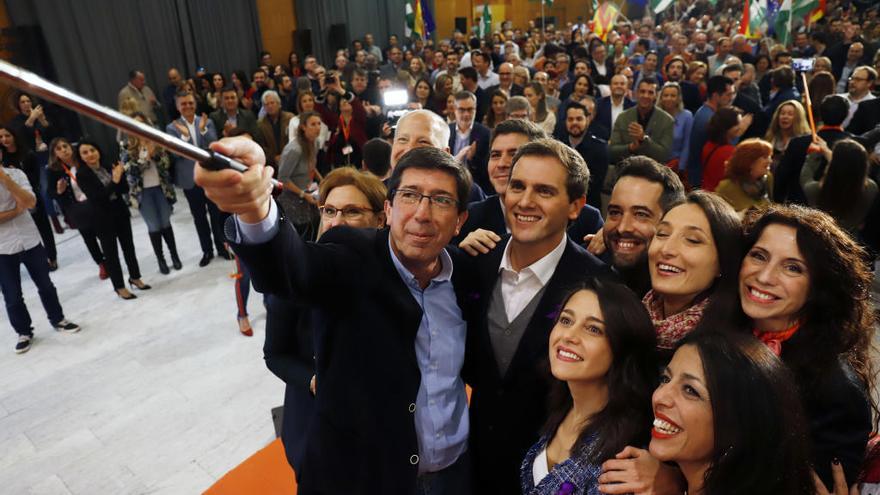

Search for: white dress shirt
xmin=498 ymin=234 xmax=567 ymax=322
xmin=0 ymin=168 xmax=41 ymax=255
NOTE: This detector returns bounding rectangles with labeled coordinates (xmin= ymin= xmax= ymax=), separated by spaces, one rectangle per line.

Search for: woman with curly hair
xmin=716 ymin=138 xmax=774 ymax=212
xmin=735 ymin=204 xmax=877 ymax=490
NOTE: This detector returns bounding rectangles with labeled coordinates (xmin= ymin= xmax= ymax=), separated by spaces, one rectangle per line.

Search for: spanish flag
xmin=592 ymin=2 xmax=620 ymax=42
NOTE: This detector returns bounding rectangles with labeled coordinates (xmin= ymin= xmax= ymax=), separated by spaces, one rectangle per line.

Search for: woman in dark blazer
xmin=47 ymin=137 xmax=106 ymax=278
xmin=733 ymin=205 xmax=876 ymax=490
xmin=75 ymin=139 xmax=150 ymax=299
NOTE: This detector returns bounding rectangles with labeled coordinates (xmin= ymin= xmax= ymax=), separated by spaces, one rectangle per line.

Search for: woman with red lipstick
xmin=520 ymin=277 xmax=658 ymax=495
xmin=649 ymin=331 xmax=814 ymax=495
xmin=736 ymin=205 xmax=876 ymax=490
xmin=643 ymin=191 xmax=742 ymax=357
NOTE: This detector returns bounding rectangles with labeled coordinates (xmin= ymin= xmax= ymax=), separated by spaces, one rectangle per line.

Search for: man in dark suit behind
xmin=556 ymin=101 xmax=609 ymax=210
xmin=209 ymin=87 xmax=259 ymax=139
xmin=593 ymin=74 xmax=635 ymax=141
xmin=460 ymin=67 xmax=489 ymax=125
xmin=457 ymin=138 xmax=608 ymax=494
xmin=449 ymin=91 xmax=492 ymax=193
xmin=199 ymin=145 xmax=477 ymax=495
xmin=454 ymin=119 xmax=603 ymax=244
xmin=846 ymin=92 xmax=880 ymax=136
xmin=775 ymin=94 xmax=852 ymax=204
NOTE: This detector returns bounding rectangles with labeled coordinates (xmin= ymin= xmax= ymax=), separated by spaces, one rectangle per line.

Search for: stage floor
xmin=0 ymin=201 xmax=284 ymax=494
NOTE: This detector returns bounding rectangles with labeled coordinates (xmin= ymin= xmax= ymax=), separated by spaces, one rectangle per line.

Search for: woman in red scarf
xmin=642 ymin=191 xmax=743 ymax=360
xmin=737 ymin=205 xmax=876 ymax=492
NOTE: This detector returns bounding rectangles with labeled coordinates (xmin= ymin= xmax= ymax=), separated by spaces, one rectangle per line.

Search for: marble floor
xmin=0 ymin=205 xmax=285 ymax=494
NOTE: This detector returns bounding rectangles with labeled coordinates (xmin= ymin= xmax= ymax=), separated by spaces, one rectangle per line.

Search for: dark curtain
xmin=6 ymin=0 xmax=262 ymax=154
xmin=294 ymin=0 xmax=410 ymax=65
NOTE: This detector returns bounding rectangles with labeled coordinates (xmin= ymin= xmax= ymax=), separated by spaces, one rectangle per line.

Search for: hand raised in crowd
xmin=195 ymin=136 xmax=273 ymax=224
xmin=598 ymin=446 xmax=683 ymax=495
xmin=459 ymin=228 xmax=501 ymax=256
xmin=111 ymin=162 xmax=125 ymax=183
xmin=736 ymin=113 xmax=754 ymax=137
xmin=583 ymin=228 xmax=606 ymax=255
xmin=173 ymin=120 xmax=190 ymax=140
xmin=198 ymin=113 xmax=208 ymax=133
xmin=812 ymin=462 xmax=860 ymax=495
xmin=56 ymin=178 xmax=68 ymax=195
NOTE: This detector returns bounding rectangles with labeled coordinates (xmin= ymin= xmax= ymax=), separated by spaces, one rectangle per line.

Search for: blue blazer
xmin=165 ymin=115 xmax=217 ymax=189
xmin=593 ymin=96 xmax=635 ymax=141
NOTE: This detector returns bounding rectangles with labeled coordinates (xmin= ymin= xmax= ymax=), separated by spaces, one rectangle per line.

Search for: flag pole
xmin=541 ymin=1 xmax=545 ymax=32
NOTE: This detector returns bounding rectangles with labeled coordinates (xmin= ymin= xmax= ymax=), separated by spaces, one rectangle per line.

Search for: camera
xmin=792 ymin=58 xmax=815 ymax=73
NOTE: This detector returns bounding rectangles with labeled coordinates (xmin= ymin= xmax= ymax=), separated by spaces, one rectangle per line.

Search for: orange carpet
xmin=205 ymin=386 xmax=472 ymax=494
xmin=204 ymin=438 xmax=297 ymax=494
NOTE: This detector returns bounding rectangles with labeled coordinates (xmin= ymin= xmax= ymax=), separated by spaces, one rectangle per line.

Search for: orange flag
xmin=592 ymin=2 xmax=620 ymax=42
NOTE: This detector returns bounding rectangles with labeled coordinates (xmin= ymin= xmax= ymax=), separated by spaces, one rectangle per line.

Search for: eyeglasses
xmin=319 ymin=205 xmax=375 ymax=220
xmin=849 ymin=76 xmax=869 ymax=82
xmin=393 ymin=188 xmax=458 ymax=210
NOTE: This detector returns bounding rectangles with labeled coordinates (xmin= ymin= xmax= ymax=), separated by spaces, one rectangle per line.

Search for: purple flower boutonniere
xmin=557 ymin=481 xmax=576 ymax=495
xmin=546 ymin=303 xmax=562 ymax=321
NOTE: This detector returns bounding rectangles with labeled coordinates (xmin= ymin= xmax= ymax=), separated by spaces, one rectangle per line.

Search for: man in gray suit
xmin=609 ymin=77 xmax=674 ymax=164
xmin=166 ymin=91 xmax=228 ymax=267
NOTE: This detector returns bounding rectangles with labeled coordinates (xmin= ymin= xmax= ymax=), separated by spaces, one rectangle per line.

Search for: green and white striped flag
xmin=544 ymin=0 xmax=554 ymax=5
xmin=405 ymin=1 xmax=414 ymax=38
xmin=592 ymin=0 xmax=599 ymax=12
xmin=749 ymin=0 xmax=768 ymax=36
xmin=775 ymin=0 xmax=792 ymax=46
xmin=792 ymin=0 xmax=818 ymax=18
xmin=479 ymin=2 xmax=492 ymax=38
xmin=652 ymin=0 xmax=675 ymax=14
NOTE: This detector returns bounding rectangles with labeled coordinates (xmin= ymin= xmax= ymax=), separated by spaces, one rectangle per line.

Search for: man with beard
xmin=586 ymin=156 xmax=685 ymax=296
xmin=251 ymin=68 xmax=270 ymax=113
xmin=557 ymin=101 xmax=607 ymax=210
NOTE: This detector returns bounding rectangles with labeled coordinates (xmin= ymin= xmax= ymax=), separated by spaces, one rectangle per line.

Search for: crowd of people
xmin=2 ymin=0 xmax=880 ymax=493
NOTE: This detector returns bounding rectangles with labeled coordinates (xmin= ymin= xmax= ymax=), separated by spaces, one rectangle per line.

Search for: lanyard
xmin=339 ymin=115 xmax=351 ymax=142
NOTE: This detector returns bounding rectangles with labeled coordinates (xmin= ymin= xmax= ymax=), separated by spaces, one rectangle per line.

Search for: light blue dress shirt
xmin=235 ymin=204 xmax=469 ymax=474
xmin=670 ymin=109 xmax=694 ymax=171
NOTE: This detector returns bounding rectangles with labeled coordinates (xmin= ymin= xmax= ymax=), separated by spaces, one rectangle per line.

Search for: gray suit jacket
xmin=609 ymin=106 xmax=675 ymax=164
xmin=165 ymin=116 xmax=217 ymax=189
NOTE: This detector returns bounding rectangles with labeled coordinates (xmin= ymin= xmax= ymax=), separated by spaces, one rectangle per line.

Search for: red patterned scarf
xmin=643 ymin=290 xmax=710 ymax=350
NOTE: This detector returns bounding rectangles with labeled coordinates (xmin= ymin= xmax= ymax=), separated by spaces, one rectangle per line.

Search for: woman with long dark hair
xmin=736 ymin=205 xmax=877 ymax=489
xmin=277 ymin=112 xmax=322 ymax=240
xmin=524 ymin=82 xmax=556 ymax=135
xmin=231 ymin=70 xmax=253 ymax=110
xmin=0 ymin=125 xmax=57 ymax=271
xmin=521 ymin=277 xmax=658 ymax=494
xmin=47 ymin=137 xmax=105 ymax=279
xmin=125 ymin=113 xmax=182 ymax=274
xmin=802 ymin=138 xmax=877 ymax=236
xmin=649 ymin=331 xmax=815 ymax=495
xmin=644 ymin=191 xmax=742 ymax=357
xmin=701 ymin=107 xmax=748 ymax=192
xmin=75 ymin=139 xmax=150 ymax=299
xmin=207 ymin=72 xmax=225 ymax=110
xmin=484 ymin=89 xmax=509 ymax=129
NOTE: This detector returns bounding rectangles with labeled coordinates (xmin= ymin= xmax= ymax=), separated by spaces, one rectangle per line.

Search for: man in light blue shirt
xmin=197 ymin=142 xmax=475 ymax=494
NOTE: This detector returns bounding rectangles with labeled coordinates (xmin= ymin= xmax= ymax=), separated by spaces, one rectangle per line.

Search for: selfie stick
xmin=0 ymin=60 xmax=282 ymax=191
xmin=800 ymin=72 xmax=821 ymax=152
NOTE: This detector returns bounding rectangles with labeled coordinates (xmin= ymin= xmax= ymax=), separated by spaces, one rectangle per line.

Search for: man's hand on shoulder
xmin=196 ymin=136 xmax=273 ymax=224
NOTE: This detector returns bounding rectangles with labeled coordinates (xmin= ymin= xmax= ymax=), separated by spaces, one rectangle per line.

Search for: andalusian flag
xmin=479 ymin=2 xmax=492 ymax=38
xmin=405 ymin=0 xmax=436 ymax=40
xmin=652 ymin=0 xmax=674 ymax=14
xmin=544 ymin=0 xmax=554 ymax=5
xmin=775 ymin=0 xmax=792 ymax=46
xmin=592 ymin=2 xmax=620 ymax=42
xmin=592 ymin=0 xmax=599 ymax=13
xmin=793 ymin=0 xmax=824 ymax=22
xmin=739 ymin=0 xmax=768 ymax=38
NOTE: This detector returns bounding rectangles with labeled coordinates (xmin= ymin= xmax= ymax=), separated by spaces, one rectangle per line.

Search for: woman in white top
xmin=524 ymin=82 xmax=557 ymax=135
xmin=520 ymin=277 xmax=657 ymax=495
xmin=287 ymin=91 xmax=330 ymax=150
